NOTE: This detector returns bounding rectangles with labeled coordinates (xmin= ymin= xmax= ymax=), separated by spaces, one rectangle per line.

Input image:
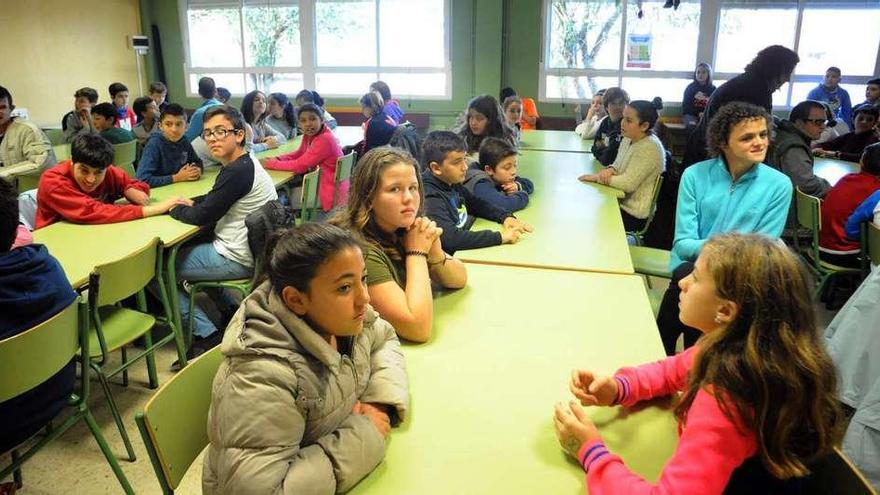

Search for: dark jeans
xmin=621 ymin=209 xmax=647 ymax=232
xmin=818 ymin=250 xmax=861 ymax=269
xmin=656 ymin=261 xmax=702 ymax=356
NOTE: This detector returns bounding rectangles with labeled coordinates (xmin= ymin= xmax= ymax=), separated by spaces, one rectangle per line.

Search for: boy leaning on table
xmin=136 ymin=103 xmax=203 ymax=188
xmin=34 ymin=132 xmax=184 ymax=229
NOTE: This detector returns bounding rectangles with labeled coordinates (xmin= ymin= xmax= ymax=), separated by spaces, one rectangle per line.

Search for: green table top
xmin=351 ymin=264 xmax=676 ymax=494
xmin=519 ymin=130 xmax=593 ymax=153
xmin=456 ymin=150 xmax=633 ymax=274
xmin=814 ymin=157 xmax=859 ymax=186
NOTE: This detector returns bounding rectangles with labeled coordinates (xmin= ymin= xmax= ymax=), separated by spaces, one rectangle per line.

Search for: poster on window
xmin=626 ymin=34 xmax=652 ymax=68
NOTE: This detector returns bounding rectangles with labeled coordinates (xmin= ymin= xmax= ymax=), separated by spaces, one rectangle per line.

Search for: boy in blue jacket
xmin=421 ymin=131 xmax=531 ymax=254
xmin=136 ymin=103 xmax=203 ymax=187
xmin=463 ymin=137 xmax=534 ymax=213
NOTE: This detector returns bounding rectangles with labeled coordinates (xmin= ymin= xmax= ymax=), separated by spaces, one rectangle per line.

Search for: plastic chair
xmin=53 ymin=143 xmax=71 ymax=162
xmin=87 ymin=237 xmax=188 ymax=462
xmin=300 ymin=168 xmax=322 ymax=224
xmin=861 ymin=221 xmax=880 ymax=277
xmin=793 ymin=187 xmax=860 ymax=297
xmin=113 ymin=140 xmax=137 ymax=177
xmin=332 ymin=151 xmax=356 ymax=208
xmin=0 ymin=300 xmax=134 ymax=494
xmin=136 ymin=346 xmax=223 ymax=494
xmin=801 ymin=447 xmax=876 ymax=495
xmin=626 ymin=174 xmax=664 ymax=246
xmin=14 ymin=172 xmax=41 ymax=193
xmin=43 ymin=128 xmax=65 ymax=146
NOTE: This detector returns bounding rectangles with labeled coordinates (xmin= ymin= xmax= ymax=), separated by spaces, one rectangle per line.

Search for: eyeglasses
xmin=201 ymin=127 xmax=240 ymax=140
xmin=804 ymin=119 xmax=828 ymax=127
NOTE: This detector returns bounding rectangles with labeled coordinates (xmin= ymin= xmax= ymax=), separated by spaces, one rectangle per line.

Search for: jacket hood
xmin=0 ymin=245 xmax=63 ymax=307
xmin=776 ymin=117 xmax=813 ymax=144
xmin=421 ymin=170 xmax=455 ymax=196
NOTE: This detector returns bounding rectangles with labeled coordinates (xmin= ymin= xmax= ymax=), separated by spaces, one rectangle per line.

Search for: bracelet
xmin=405 ymin=251 xmax=428 ymax=259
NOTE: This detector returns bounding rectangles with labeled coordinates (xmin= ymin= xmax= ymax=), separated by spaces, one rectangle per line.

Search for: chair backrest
xmin=136 ymin=346 xmax=224 ymax=493
xmin=801 ymin=447 xmax=877 ymax=495
xmin=53 ymin=143 xmax=71 ymax=162
xmin=0 ymin=300 xmax=79 ymax=402
xmin=300 ymin=168 xmax=321 ymax=223
xmin=631 ymin=173 xmax=665 ymax=237
xmin=332 ymin=151 xmax=356 ymax=207
xmin=795 ymin=187 xmax=823 ymax=268
xmin=113 ymin=140 xmax=138 ymax=177
xmin=866 ymin=222 xmax=880 ymax=266
xmin=89 ymin=238 xmax=160 ymax=307
xmin=44 ymin=128 xmax=65 ymax=146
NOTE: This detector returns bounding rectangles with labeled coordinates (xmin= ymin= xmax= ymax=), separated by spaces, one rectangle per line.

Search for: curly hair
xmin=744 ymin=45 xmax=799 ymax=82
xmin=706 ymin=102 xmax=772 ymax=158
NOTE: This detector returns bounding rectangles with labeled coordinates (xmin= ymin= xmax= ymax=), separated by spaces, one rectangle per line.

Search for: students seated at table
xmin=202 ymin=223 xmax=409 ymax=494
xmin=90 ymin=103 xmax=136 ymax=145
xmin=136 ymin=103 xmax=203 ymax=187
xmin=262 ymin=103 xmax=342 ymax=217
xmin=295 ymin=89 xmax=337 ymax=129
xmin=108 ymin=82 xmax=136 ymax=131
xmin=131 ymin=96 xmax=159 ymax=146
xmin=501 ymin=95 xmax=523 ymax=144
xmin=149 ymin=81 xmax=168 ymax=112
xmin=265 ymin=92 xmax=297 ymax=140
xmin=814 ymin=105 xmax=880 ymax=162
xmin=241 ymin=90 xmax=283 ymax=153
xmin=574 ymin=89 xmax=606 ymax=140
xmin=591 ymin=87 xmax=629 ymax=166
xmin=682 ymin=62 xmax=716 ymax=128
xmin=62 ymin=87 xmax=98 ymax=143
xmin=184 ymin=77 xmax=223 ymax=142
xmin=421 ymin=131 xmax=530 ymax=253
xmin=0 ymin=86 xmax=56 ymax=181
xmin=500 ymin=87 xmax=539 ymax=131
xmin=766 ymin=100 xmax=833 ymax=198
xmin=330 ymin=147 xmax=466 ymax=342
xmin=555 ymin=232 xmax=843 ymax=494
xmin=579 ymin=98 xmax=666 ymax=232
xmin=463 ymin=137 xmax=533 ymax=214
xmin=657 ymin=102 xmax=792 ymax=356
xmin=34 ymin=133 xmax=182 ymax=228
xmin=351 ymin=91 xmax=397 ymax=158
xmin=370 ymin=80 xmax=405 ymax=124
xmin=168 ymin=106 xmax=277 ymax=352
xmin=818 ymin=143 xmax=880 ymax=268
xmin=808 ymin=66 xmax=853 ymax=128
xmin=0 ymin=177 xmax=78 ymax=456
xmin=862 ymin=78 xmax=880 ymax=111
xmin=456 ymin=95 xmax=517 ymax=154
xmin=845 ymin=143 xmax=880 ymax=235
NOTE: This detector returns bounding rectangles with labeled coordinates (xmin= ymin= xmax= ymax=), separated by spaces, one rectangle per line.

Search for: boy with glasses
xmin=767 ymin=99 xmax=832 ymax=198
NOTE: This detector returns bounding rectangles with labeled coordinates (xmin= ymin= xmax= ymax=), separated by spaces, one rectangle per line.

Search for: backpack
xmin=245 ymin=199 xmax=296 ymax=283
xmin=389 ymin=121 xmax=422 ymax=165
xmin=643 ymin=151 xmax=682 ymax=250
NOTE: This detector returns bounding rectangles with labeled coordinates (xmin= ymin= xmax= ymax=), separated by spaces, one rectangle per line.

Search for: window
xmin=180 ymin=0 xmax=450 ymax=98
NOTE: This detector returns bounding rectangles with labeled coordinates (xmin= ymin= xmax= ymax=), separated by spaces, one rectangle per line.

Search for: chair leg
xmin=11 ymin=450 xmax=22 ymax=488
xmin=83 ymin=409 xmax=134 ymax=494
xmin=91 ymin=363 xmax=136 ymax=462
xmin=142 ymin=329 xmax=159 ymax=389
xmin=120 ymin=346 xmax=129 ymax=388
xmin=188 ymin=286 xmax=199 ymax=351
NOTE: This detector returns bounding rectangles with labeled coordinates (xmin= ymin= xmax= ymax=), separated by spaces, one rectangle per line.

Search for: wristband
xmin=405 ymin=251 xmax=428 ymax=259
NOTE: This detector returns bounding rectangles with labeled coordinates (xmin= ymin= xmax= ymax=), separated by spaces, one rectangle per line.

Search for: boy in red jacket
xmin=35 ymin=132 xmax=183 ymax=228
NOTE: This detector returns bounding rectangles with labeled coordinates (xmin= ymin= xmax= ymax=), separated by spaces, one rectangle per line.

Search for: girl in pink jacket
xmin=555 ymin=232 xmax=843 ymax=494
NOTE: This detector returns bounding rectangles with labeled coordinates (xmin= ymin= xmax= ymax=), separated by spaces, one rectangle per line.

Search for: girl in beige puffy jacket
xmin=202 ymin=223 xmax=410 ymax=494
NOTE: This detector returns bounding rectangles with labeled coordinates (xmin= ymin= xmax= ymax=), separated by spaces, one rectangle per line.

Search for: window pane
xmin=379 ymin=0 xmax=444 ymax=68
xmin=243 ymin=5 xmax=302 ymax=67
xmin=547 ymin=0 xmax=623 ymax=70
xmin=716 ymin=7 xmax=797 ymax=73
xmin=798 ymin=8 xmax=880 ymax=75
xmin=189 ymin=73 xmax=247 ymax=95
xmin=316 ymin=72 xmax=377 ymax=95
xmin=378 ymin=73 xmax=446 ymax=97
xmin=316 ymin=0 xmax=377 ymax=66
xmin=621 ymin=77 xmax=695 ymax=103
xmin=545 ymin=75 xmax=620 ymax=100
xmin=242 ymin=73 xmax=305 ymax=94
xmin=187 ymin=8 xmax=244 ymax=68
xmin=624 ymin=0 xmax=700 ymax=72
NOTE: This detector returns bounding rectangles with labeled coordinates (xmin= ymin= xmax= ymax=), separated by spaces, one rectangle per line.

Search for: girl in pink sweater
xmin=262 ymin=103 xmax=344 ymax=213
xmin=554 ymin=233 xmax=843 ymax=494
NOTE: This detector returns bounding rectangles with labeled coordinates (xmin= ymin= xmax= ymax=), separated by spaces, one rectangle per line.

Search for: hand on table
xmin=554 ymin=401 xmax=602 ymax=458
xmin=569 ymin=370 xmax=618 ymax=407
xmin=124 ymin=188 xmax=150 ymax=206
xmin=501 ymin=182 xmax=520 ymax=195
xmin=503 ymin=216 xmax=533 ymax=234
xmin=353 ymin=401 xmax=391 ymax=438
xmin=173 ymin=164 xmax=202 ymax=182
xmin=578 ymin=173 xmax=599 ymax=183
xmin=262 ymin=136 xmax=280 ymax=149
xmin=596 ymin=167 xmax=615 ymax=185
xmin=404 ymin=217 xmax=441 ymax=254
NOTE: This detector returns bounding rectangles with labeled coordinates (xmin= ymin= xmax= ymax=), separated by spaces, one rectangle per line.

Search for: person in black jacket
xmin=591 ymin=87 xmax=629 ymax=166
xmin=681 ymin=63 xmax=716 ymax=128
xmin=421 ymin=131 xmax=531 ymax=253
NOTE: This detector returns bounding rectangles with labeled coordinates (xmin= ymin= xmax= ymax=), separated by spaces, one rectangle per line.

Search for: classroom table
xmin=350 ymin=264 xmax=677 ymax=494
xmin=259 ymin=125 xmax=364 ymax=159
xmin=456 ymin=150 xmax=633 ymax=274
xmin=519 ymin=130 xmax=593 ymax=153
xmin=814 ymin=156 xmax=859 ymax=186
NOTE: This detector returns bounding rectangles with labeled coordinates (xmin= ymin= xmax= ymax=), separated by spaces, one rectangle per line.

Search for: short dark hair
xmin=71 ymin=132 xmax=114 ymax=169
xmin=198 ymin=77 xmax=216 ymax=99
xmin=602 ymin=87 xmax=630 ymax=109
xmin=744 ymin=45 xmax=800 ymax=81
xmin=826 ymin=67 xmax=841 ymax=75
xmin=296 ymin=90 xmax=325 ymax=108
xmin=149 ymin=81 xmax=167 ymax=94
xmin=854 ymin=104 xmax=880 ymax=121
xmin=108 ymin=82 xmax=128 ymax=97
xmin=369 ymin=81 xmax=392 ymax=101
xmin=297 ymin=103 xmax=324 ymax=121
xmin=479 ymin=137 xmax=517 ymax=170
xmin=91 ymin=102 xmax=118 ymax=123
xmin=204 ymin=105 xmax=246 ymax=147
xmin=628 ymin=97 xmax=664 ymax=134
xmin=862 ymin=142 xmax=880 ymax=176
xmin=868 ymin=78 xmax=880 ymax=87
xmin=789 ymin=100 xmax=827 ymax=123
xmin=74 ymin=87 xmax=98 ymax=104
xmin=706 ymin=102 xmax=772 ymax=158
xmin=422 ymin=130 xmax=467 ymax=169
xmin=0 ymin=86 xmax=13 ymax=107
xmin=132 ymin=96 xmax=153 ymax=119
xmin=217 ymin=87 xmax=231 ymax=102
xmin=499 ymin=87 xmax=517 ymax=102
xmin=0 ymin=178 xmax=18 ymax=252
xmin=159 ymin=103 xmax=187 ymax=122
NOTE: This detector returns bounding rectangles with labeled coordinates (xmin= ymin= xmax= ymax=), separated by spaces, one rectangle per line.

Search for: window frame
xmin=178 ymin=0 xmax=452 ymax=99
